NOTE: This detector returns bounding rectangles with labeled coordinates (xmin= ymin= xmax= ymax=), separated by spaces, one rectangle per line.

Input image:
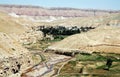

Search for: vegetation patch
xmin=75 ymin=54 xmax=107 ymax=61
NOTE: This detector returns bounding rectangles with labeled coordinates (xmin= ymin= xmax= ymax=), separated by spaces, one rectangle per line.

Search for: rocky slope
xmin=0 ymin=32 xmax=28 ymax=59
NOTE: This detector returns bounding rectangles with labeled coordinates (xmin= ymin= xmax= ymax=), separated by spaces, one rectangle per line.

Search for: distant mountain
xmin=0 ymin=4 xmax=120 ymax=17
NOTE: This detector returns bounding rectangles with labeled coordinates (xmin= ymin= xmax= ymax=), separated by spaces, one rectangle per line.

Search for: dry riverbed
xmin=21 ymin=52 xmax=71 ymax=77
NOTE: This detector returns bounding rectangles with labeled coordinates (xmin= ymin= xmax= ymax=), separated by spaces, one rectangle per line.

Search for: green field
xmin=56 ymin=53 xmax=120 ymax=77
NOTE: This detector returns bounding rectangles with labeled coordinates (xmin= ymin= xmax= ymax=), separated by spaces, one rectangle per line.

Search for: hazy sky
xmin=0 ymin=0 xmax=120 ymax=10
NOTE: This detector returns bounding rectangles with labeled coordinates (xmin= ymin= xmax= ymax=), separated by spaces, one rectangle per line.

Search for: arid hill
xmin=47 ymin=26 xmax=120 ymax=54
xmin=0 ymin=12 xmax=26 ymax=34
xmin=0 ymin=4 xmax=119 ymax=17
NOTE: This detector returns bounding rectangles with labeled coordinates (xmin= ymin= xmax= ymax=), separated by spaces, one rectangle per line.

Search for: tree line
xmin=36 ymin=26 xmax=95 ymax=36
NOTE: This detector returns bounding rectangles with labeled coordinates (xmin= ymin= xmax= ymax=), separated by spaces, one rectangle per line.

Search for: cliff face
xmin=0 ymin=4 xmax=119 ymax=17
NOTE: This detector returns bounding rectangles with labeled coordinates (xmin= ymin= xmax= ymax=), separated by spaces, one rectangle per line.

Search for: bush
xmin=68 ymin=60 xmax=77 ymax=66
xmin=12 ymin=48 xmax=15 ymax=51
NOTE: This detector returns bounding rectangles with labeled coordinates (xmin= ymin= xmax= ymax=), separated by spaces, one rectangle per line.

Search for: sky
xmin=0 ymin=0 xmax=120 ymax=10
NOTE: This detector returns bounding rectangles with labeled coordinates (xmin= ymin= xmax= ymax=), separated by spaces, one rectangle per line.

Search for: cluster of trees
xmin=37 ymin=26 xmax=95 ymax=36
